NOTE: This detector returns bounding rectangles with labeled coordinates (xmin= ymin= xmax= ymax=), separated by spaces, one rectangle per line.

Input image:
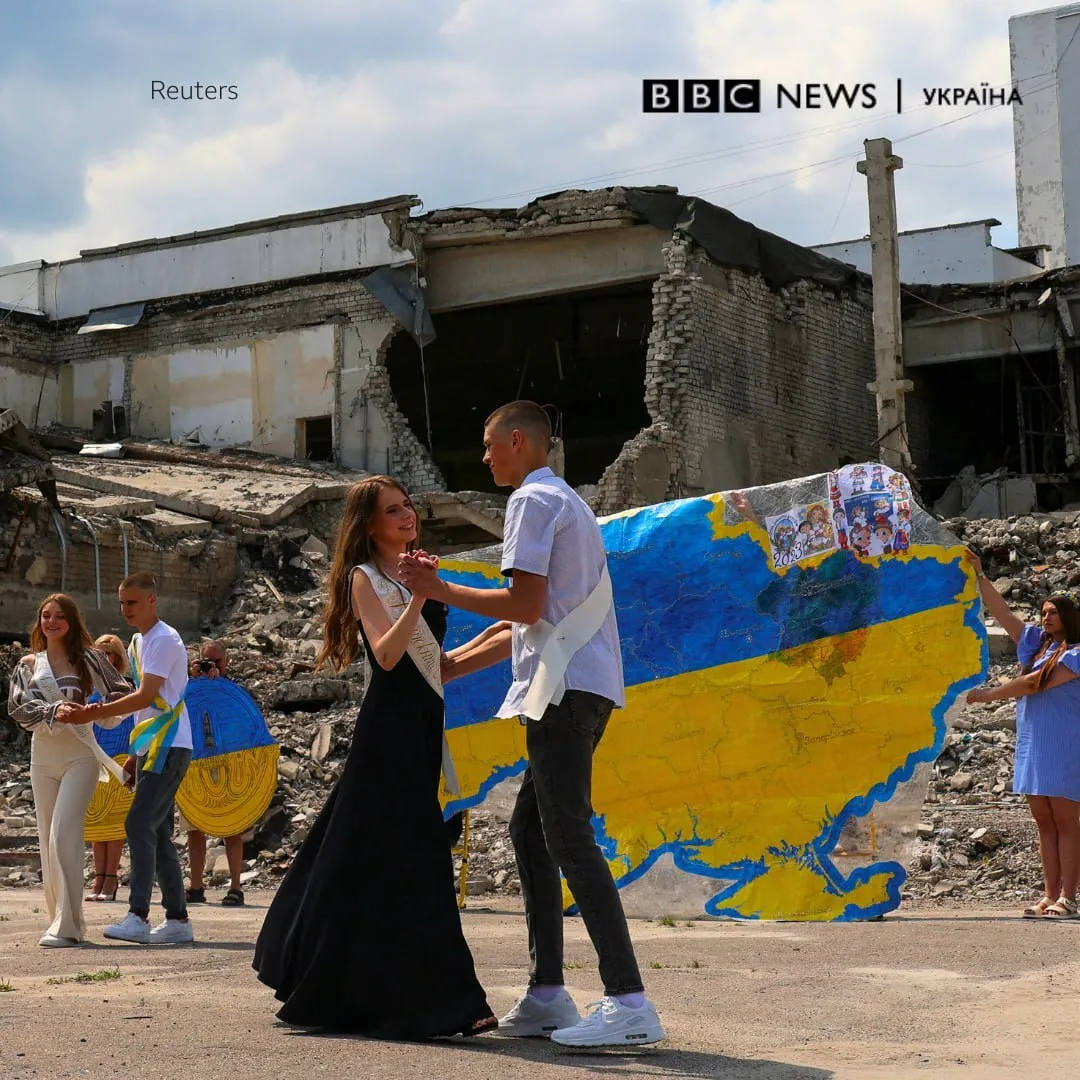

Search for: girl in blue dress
xmin=965 ymin=550 xmax=1080 ymax=919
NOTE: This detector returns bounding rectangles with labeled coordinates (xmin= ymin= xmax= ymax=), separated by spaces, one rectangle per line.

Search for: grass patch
xmin=0 ymin=915 xmax=9 ymax=922
xmin=30 ymin=907 xmax=41 ymax=914
xmin=655 ymin=914 xmax=677 ymax=928
xmin=0 ymin=980 xmax=14 ymax=992
xmin=562 ymin=961 xmax=586 ymax=969
xmin=45 ymin=967 xmax=121 ymax=986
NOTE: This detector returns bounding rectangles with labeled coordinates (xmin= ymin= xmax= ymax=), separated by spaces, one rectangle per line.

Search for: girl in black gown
xmin=253 ymin=476 xmax=497 ymax=1039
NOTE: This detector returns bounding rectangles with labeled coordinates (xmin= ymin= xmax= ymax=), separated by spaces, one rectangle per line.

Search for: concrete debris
xmin=0 ymin=506 xmax=1072 ymax=910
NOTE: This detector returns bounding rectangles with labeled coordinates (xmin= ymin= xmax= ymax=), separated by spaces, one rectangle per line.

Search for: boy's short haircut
xmin=485 ymin=400 xmax=552 ymax=443
xmin=119 ymin=572 xmax=158 ymax=593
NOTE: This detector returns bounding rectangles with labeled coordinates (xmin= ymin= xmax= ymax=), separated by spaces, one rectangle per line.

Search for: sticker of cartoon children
xmin=830 ymin=462 xmax=914 ymax=558
xmin=764 ymin=502 xmax=838 ymax=568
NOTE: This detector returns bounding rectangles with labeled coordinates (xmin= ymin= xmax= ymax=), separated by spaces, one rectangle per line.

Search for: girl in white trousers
xmin=7 ymin=594 xmax=130 ymax=947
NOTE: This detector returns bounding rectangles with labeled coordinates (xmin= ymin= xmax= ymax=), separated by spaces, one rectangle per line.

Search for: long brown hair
xmin=316 ymin=476 xmax=419 ymax=672
xmin=1023 ymin=593 xmax=1080 ymax=691
xmin=29 ymin=594 xmax=95 ymax=696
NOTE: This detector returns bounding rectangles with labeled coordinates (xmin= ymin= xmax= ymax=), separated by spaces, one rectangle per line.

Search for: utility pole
xmin=858 ymin=138 xmax=913 ymax=473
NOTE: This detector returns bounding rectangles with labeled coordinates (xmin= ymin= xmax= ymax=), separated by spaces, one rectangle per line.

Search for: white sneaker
xmin=103 ymin=912 xmax=151 ymax=944
xmin=551 ymin=997 xmax=665 ymax=1047
xmin=149 ymin=918 xmax=194 ymax=944
xmin=496 ymin=989 xmax=581 ymax=1037
xmin=38 ymin=933 xmax=80 ymax=948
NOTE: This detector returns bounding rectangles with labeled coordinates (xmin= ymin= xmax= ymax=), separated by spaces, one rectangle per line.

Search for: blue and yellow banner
xmin=439 ymin=470 xmax=985 ymax=921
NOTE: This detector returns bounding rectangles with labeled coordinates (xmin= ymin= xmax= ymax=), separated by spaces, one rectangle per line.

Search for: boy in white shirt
xmin=71 ymin=573 xmax=194 ymax=944
xmin=399 ymin=400 xmax=663 ymax=1047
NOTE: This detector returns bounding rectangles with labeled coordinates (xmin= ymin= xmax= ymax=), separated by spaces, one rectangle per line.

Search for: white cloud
xmin=0 ymin=0 xmax=1054 ymax=264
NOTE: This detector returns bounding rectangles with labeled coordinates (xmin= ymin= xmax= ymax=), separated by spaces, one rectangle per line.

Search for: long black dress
xmin=253 ymin=599 xmax=494 ymax=1038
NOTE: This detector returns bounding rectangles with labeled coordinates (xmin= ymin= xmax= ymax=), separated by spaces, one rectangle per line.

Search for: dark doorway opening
xmin=297 ymin=416 xmax=334 ymax=462
xmin=385 ymin=283 xmax=655 ymax=492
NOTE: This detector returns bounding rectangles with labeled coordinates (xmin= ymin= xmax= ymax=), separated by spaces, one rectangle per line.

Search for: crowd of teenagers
xmin=7 ymin=397 xmax=1080 ymax=1047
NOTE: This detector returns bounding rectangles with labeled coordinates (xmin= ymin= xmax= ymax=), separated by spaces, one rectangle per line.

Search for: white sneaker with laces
xmin=496 ymin=989 xmax=581 ymax=1037
xmin=149 ymin=918 xmax=194 ymax=944
xmin=550 ymin=997 xmax=665 ymax=1047
xmin=38 ymin=933 xmax=80 ymax=948
xmin=103 ymin=912 xmax=151 ymax=944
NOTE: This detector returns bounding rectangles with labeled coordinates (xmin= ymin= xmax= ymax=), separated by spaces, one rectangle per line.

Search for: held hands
xmin=398 ymin=550 xmax=444 ymax=600
xmin=122 ymin=755 xmax=137 ymax=790
xmin=55 ymin=702 xmax=97 ymax=725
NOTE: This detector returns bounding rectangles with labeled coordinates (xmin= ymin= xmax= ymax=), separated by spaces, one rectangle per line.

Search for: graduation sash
xmin=520 ymin=564 xmax=614 ymax=721
xmin=128 ymin=633 xmax=185 ymax=774
xmin=353 ymin=563 xmax=460 ymax=795
xmin=31 ymin=653 xmax=128 ymax=785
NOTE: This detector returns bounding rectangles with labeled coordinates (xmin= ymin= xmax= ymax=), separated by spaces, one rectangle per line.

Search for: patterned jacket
xmin=7 ymin=648 xmax=131 ymax=733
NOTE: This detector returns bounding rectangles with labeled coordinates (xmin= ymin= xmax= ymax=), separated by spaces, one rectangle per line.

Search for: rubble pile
xmin=946 ymin=510 xmax=1080 ymax=602
xmin=3 ymin=509 xmax=1078 ymax=908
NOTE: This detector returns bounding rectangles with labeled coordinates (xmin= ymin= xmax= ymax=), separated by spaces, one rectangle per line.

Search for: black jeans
xmin=125 ymin=747 xmax=191 ymax=921
xmin=509 ymin=690 xmax=644 ymax=996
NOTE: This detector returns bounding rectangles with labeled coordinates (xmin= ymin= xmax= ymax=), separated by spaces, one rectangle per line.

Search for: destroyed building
xmin=0 ymin=185 xmax=882 ymax=636
xmin=0 ymin=186 xmax=880 ymax=507
xmin=902 ymin=266 xmax=1080 ymax=514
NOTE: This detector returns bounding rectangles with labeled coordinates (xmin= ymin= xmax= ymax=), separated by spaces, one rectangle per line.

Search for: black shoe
xmin=185 ymin=887 xmax=206 ymax=904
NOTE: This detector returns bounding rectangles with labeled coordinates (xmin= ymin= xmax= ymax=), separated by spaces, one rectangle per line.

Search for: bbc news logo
xmin=643 ymin=78 xmax=1023 ymax=114
xmin=644 ymin=78 xmax=762 ymax=113
xmin=644 ymin=79 xmax=878 ymax=113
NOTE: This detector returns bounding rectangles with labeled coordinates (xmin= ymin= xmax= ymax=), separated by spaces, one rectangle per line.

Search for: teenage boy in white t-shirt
xmin=70 ymin=573 xmax=194 ymax=944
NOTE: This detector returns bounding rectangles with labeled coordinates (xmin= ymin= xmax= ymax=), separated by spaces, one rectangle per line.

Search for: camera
xmin=198 ymin=658 xmax=214 ymax=674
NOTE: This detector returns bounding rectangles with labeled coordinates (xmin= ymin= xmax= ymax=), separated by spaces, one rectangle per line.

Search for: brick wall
xmin=596 ymin=237 xmax=877 ymax=513
xmin=4 ymin=271 xmax=445 ymax=494
xmin=0 ymin=495 xmax=237 ymax=638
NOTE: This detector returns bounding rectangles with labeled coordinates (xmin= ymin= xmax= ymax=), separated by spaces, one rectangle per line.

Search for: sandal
xmin=1045 ymin=896 xmax=1079 ymax=919
xmin=1022 ymin=896 xmax=1052 ymax=918
xmin=185 ymin=887 xmax=206 ymax=904
xmin=86 ymin=874 xmax=106 ymax=902
xmin=97 ymin=874 xmax=118 ymax=902
xmin=221 ymin=888 xmax=245 ymax=907
xmin=460 ymin=1015 xmax=498 ymax=1038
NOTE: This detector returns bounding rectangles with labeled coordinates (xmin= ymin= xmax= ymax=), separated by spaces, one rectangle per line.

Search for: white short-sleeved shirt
xmin=134 ymin=620 xmax=192 ymax=751
xmin=497 ymin=466 xmax=625 ymax=717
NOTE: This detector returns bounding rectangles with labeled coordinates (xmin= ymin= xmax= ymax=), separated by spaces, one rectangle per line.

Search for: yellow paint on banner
xmin=84 ymin=756 xmax=135 ymax=843
xmin=175 ymin=745 xmax=280 ymax=838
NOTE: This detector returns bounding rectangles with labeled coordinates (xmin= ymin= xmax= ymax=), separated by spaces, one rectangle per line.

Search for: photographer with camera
xmin=183 ymin=641 xmax=247 ymax=907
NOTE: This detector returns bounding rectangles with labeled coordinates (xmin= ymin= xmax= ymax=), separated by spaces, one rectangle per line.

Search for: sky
xmin=0 ymin=0 xmax=1064 ymax=267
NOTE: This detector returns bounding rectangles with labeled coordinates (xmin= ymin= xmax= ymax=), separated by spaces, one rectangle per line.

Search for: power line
xmin=688 ymin=103 xmax=1003 ymax=201
xmin=825 ymin=163 xmax=860 ymax=241
xmin=443 ymin=73 xmax=1065 ymax=211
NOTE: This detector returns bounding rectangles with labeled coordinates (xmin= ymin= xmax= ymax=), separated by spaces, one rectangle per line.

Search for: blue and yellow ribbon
xmin=127 ymin=636 xmax=185 ymax=774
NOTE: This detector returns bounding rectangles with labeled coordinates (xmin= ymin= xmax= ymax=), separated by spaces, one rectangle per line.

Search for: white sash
xmin=32 ymin=653 xmax=128 ymax=785
xmin=353 ymin=564 xmax=460 ymax=796
xmin=520 ymin=564 xmax=614 ymax=721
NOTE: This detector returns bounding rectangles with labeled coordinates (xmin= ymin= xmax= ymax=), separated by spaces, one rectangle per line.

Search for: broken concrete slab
xmin=142 ymin=508 xmax=214 ymax=538
xmin=14 ymin=482 xmax=156 ymax=518
xmin=52 ymin=455 xmax=352 ymax=527
xmin=271 ymin=678 xmax=350 ymax=712
xmin=415 ymin=491 xmax=506 ymax=538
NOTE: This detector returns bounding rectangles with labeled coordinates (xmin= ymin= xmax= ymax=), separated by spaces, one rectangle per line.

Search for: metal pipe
xmin=74 ymin=515 xmax=102 ymax=609
xmin=119 ymin=521 xmax=130 ymax=578
xmin=50 ymin=510 xmax=68 ymax=594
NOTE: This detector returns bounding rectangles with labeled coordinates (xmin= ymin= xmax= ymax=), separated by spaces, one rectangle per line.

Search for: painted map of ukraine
xmin=439 ymin=472 xmax=986 ymax=921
